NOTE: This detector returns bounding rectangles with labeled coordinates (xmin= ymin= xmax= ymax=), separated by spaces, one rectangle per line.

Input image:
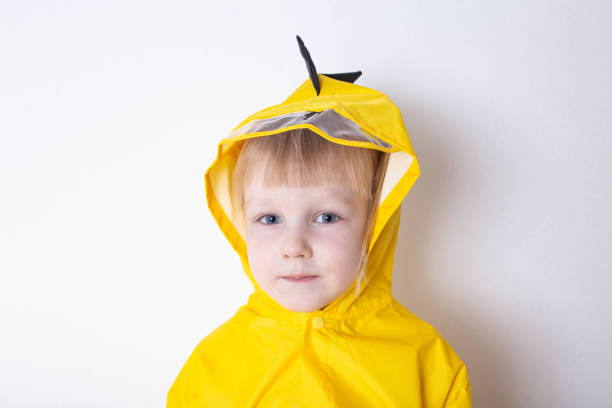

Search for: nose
xmin=281 ymin=227 xmax=313 ymax=259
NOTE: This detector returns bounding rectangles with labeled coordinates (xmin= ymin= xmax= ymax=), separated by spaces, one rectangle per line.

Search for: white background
xmin=1 ymin=1 xmax=610 ymax=407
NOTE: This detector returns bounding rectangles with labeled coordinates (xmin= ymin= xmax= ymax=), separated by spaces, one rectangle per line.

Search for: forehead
xmin=244 ymin=182 xmax=361 ymax=206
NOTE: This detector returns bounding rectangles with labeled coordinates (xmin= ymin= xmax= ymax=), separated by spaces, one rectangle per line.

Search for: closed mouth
xmin=281 ymin=275 xmax=318 ymax=282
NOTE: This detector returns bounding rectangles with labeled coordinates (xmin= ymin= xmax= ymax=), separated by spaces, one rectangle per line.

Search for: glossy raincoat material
xmin=168 ymin=74 xmax=472 ymax=407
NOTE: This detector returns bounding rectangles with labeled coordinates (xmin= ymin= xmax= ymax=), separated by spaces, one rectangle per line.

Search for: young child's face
xmin=243 ymin=170 xmax=369 ymax=313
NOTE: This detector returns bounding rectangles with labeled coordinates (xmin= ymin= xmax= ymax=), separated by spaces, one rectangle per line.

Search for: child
xmin=168 ymin=37 xmax=472 ymax=407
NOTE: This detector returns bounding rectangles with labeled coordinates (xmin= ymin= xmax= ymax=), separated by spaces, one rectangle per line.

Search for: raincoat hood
xmin=204 ymin=72 xmax=419 ymax=321
xmin=169 ymin=37 xmax=471 ymax=408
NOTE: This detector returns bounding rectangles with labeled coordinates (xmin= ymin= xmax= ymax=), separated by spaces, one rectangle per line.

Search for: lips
xmin=281 ymin=275 xmax=318 ymax=283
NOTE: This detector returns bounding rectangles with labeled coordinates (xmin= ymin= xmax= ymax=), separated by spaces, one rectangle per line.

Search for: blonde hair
xmin=230 ymin=128 xmax=389 ymax=295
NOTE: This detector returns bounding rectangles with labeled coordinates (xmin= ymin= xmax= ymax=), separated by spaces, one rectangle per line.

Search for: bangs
xmin=231 ymin=128 xmax=382 ymax=214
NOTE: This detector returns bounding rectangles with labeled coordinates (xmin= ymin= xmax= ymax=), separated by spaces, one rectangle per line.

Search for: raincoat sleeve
xmin=167 ymin=324 xmax=240 ymax=408
xmin=166 ymin=340 xmax=207 ymax=408
xmin=166 ymin=387 xmax=181 ymax=408
xmin=166 ymin=357 xmax=192 ymax=408
xmin=443 ymin=363 xmax=472 ymax=408
xmin=422 ymin=328 xmax=472 ymax=408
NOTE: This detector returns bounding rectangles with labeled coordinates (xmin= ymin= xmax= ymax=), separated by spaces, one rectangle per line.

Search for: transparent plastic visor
xmin=227 ymin=109 xmax=394 ymax=149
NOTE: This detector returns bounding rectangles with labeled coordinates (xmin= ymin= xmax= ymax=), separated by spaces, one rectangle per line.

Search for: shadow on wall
xmin=389 ymin=97 xmax=525 ymax=408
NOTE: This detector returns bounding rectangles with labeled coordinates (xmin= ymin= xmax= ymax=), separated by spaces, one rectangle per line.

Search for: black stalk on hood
xmin=296 ymin=35 xmax=363 ymax=95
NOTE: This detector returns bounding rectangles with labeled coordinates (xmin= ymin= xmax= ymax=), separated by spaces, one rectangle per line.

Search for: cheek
xmin=246 ymin=233 xmax=276 ymax=279
xmin=246 ymin=226 xmax=269 ymax=252
xmin=315 ymin=233 xmax=364 ymax=275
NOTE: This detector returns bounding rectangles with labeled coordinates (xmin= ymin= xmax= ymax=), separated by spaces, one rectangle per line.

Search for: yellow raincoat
xmin=168 ymin=63 xmax=471 ymax=407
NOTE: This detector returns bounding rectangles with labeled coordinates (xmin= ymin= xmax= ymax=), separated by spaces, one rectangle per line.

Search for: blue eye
xmin=258 ymin=214 xmax=281 ymax=224
xmin=315 ymin=213 xmax=339 ymax=224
